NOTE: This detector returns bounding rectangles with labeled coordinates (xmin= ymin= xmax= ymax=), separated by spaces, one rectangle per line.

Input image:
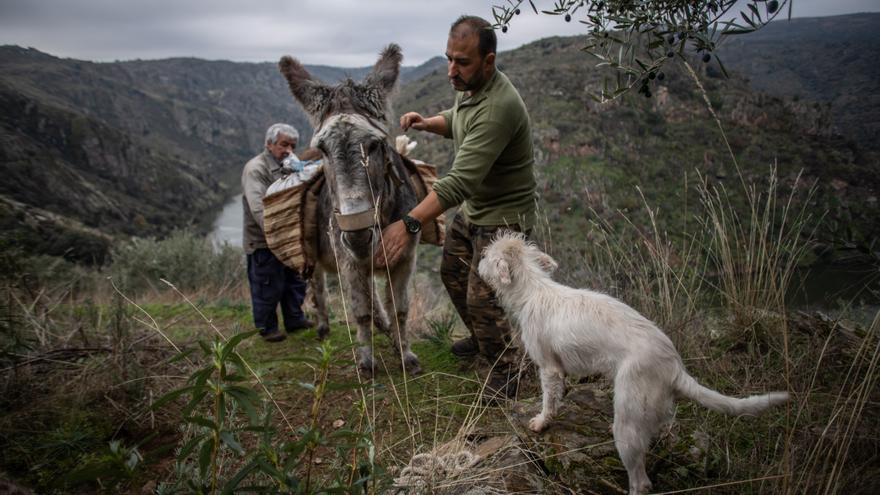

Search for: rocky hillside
xmin=0 ymin=46 xmax=437 ymax=263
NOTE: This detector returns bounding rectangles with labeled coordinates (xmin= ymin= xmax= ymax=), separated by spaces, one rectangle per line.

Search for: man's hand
xmin=400 ymin=112 xmax=427 ymax=131
xmin=375 ymin=220 xmax=412 ymax=268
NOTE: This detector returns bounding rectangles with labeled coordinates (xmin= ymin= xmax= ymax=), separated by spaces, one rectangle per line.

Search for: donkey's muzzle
xmin=340 ymin=228 xmax=376 ymax=260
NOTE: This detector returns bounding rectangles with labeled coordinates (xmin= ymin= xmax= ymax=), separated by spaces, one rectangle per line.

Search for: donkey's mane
xmin=319 ymin=79 xmax=394 ymax=128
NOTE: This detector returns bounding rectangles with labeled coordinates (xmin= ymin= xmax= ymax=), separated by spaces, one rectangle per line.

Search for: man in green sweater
xmin=376 ymin=15 xmax=537 ymax=402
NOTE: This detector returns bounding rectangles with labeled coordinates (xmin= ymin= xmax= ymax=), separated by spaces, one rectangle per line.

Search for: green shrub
xmin=109 ymin=231 xmax=244 ymax=295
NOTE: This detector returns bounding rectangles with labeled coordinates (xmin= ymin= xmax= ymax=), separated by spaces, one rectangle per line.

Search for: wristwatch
xmin=402 ymin=214 xmax=422 ymax=235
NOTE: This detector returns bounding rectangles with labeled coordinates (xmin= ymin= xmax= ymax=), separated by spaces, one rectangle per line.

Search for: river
xmin=210 ymin=194 xmax=243 ymax=248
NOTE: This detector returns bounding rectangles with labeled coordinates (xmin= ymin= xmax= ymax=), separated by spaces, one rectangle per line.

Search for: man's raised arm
xmin=400 ymin=112 xmax=448 ymax=136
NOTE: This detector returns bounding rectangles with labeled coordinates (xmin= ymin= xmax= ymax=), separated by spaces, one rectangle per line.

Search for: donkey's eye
xmin=362 ymin=140 xmax=382 ymax=157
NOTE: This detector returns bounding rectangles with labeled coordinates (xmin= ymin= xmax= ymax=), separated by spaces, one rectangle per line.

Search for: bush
xmin=109 ymin=230 xmax=244 ymax=295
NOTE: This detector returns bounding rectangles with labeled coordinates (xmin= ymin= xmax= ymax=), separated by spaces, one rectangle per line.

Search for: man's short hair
xmin=265 ymin=123 xmax=299 ymax=145
xmin=450 ymin=15 xmax=496 ymax=58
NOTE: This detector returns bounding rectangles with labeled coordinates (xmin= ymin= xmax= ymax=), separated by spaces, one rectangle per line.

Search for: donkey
xmin=278 ymin=44 xmax=421 ymax=376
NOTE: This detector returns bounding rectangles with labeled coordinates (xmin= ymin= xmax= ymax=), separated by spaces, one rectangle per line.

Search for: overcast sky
xmin=1 ymin=0 xmax=877 ymax=67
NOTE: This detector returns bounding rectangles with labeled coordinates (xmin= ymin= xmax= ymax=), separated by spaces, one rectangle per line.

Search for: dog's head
xmin=478 ymin=231 xmax=558 ymax=291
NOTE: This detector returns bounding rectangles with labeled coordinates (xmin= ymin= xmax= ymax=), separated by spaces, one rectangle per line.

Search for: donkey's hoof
xmin=358 ymin=358 xmax=375 ymax=378
xmin=405 ymin=363 xmax=422 ymax=376
xmin=404 ymin=354 xmax=422 ymax=375
xmin=316 ymin=324 xmax=330 ymax=341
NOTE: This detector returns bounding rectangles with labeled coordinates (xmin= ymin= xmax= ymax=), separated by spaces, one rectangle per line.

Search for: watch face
xmin=404 ymin=216 xmax=420 ymax=234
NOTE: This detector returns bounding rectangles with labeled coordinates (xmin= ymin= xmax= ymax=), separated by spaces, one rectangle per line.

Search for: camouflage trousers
xmin=440 ymin=213 xmax=529 ymax=369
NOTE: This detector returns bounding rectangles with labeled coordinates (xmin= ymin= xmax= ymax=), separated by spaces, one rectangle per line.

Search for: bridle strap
xmin=334 ymin=207 xmax=376 ymax=232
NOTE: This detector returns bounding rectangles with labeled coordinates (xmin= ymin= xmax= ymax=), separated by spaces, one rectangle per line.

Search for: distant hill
xmin=1 ymin=13 xmax=878 ymax=263
xmin=718 ymin=13 xmax=880 ymax=150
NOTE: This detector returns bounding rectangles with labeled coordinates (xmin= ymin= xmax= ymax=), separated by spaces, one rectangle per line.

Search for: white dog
xmin=477 ymin=232 xmax=789 ymax=495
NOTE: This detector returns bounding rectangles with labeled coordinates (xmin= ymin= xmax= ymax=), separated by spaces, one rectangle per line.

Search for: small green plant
xmin=153 ymin=331 xmax=385 ymax=494
xmin=424 ymin=313 xmax=457 ymax=347
xmin=63 ymin=439 xmax=144 ymax=489
xmin=151 ymin=330 xmax=262 ymax=493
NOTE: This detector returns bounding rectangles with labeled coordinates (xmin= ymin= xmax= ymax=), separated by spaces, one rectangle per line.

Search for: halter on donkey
xmin=278 ymin=44 xmax=422 ymax=376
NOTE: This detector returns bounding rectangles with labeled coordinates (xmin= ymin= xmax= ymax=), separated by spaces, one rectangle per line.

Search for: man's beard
xmin=450 ymin=69 xmax=485 ymax=93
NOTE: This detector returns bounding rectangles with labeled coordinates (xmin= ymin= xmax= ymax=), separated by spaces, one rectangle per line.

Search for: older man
xmin=377 ymin=15 xmax=537 ymax=401
xmin=242 ymin=123 xmax=312 ymax=342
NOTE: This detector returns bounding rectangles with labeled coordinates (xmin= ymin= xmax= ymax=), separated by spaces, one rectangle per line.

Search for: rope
xmin=393 ymin=450 xmax=482 ymax=490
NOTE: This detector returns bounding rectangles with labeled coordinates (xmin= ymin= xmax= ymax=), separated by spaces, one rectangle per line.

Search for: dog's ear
xmin=497 ymin=259 xmax=512 ymax=285
xmin=536 ymin=252 xmax=558 ymax=274
xmin=498 ymin=243 xmax=524 ymax=285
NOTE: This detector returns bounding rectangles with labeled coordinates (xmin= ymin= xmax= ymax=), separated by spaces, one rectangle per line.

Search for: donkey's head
xmin=279 ymin=45 xmax=402 ymax=261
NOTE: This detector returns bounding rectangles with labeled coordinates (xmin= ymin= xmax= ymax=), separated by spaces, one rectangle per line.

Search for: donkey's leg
xmin=311 ymin=266 xmax=330 ymax=340
xmin=384 ymin=251 xmax=421 ymax=375
xmin=342 ymin=263 xmax=380 ymax=376
xmin=371 ymin=284 xmax=392 ymax=335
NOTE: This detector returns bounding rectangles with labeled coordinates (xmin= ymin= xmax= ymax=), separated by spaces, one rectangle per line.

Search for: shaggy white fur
xmin=477 ymin=232 xmax=789 ymax=495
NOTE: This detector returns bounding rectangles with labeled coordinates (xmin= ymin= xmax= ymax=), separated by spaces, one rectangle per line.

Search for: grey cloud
xmin=0 ymin=0 xmax=876 ymax=66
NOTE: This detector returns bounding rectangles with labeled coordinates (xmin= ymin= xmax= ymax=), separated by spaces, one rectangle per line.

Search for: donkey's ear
xmin=365 ymin=44 xmax=402 ymax=95
xmin=279 ymin=55 xmax=327 ymax=117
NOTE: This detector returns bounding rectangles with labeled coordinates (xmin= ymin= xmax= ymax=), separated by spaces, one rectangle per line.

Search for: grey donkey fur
xmin=278 ymin=44 xmax=421 ymax=376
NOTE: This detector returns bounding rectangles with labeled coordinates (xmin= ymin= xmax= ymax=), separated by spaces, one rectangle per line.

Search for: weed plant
xmin=109 ymin=230 xmax=243 ymax=297
xmin=153 ymin=331 xmax=382 ymax=494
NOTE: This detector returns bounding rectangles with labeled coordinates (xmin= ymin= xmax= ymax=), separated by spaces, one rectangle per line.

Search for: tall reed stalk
xmin=696 ymin=166 xmax=816 ymax=329
xmin=583 ymin=185 xmax=705 ymax=333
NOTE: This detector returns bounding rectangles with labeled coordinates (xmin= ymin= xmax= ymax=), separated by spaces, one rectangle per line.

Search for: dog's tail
xmin=674 ymin=368 xmax=789 ymax=416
